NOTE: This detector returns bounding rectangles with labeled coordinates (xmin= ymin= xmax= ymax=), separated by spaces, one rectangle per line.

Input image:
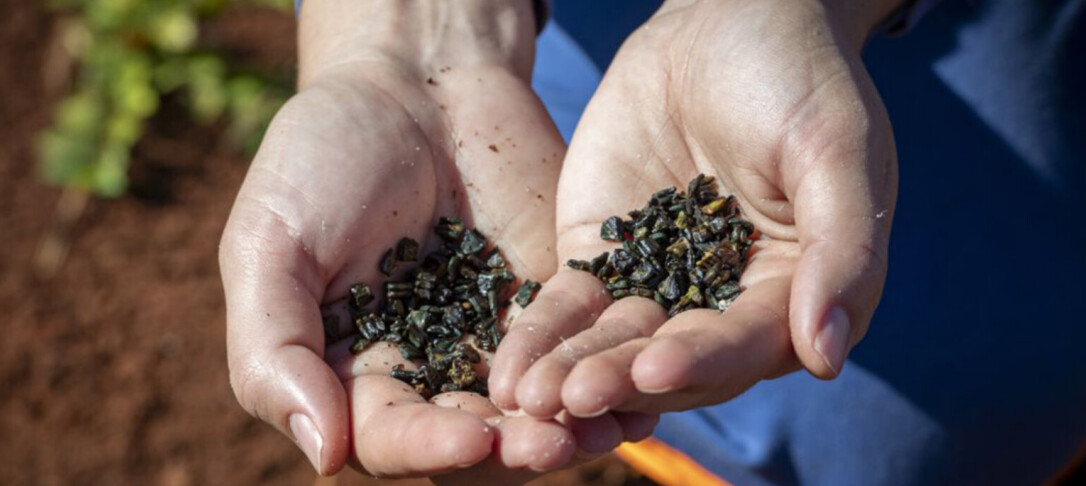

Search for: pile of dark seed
xmin=567 ymin=175 xmax=755 ymax=316
xmin=324 ymin=217 xmax=540 ymax=399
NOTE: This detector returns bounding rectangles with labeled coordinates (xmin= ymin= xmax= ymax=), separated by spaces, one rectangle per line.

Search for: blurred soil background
xmin=0 ymin=0 xmax=1082 ymax=485
xmin=0 ymin=0 xmax=654 ymax=485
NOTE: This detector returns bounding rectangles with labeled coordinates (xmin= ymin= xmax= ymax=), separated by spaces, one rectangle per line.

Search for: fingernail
xmin=289 ymin=413 xmax=324 ymax=474
xmin=814 ymin=306 xmax=851 ymax=376
xmin=570 ymin=406 xmax=610 ymax=419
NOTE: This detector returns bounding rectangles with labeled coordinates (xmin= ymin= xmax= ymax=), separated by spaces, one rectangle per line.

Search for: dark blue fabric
xmin=535 ymin=0 xmax=1086 ymax=484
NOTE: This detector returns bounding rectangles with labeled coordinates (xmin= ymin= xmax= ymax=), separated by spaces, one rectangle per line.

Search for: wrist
xmin=817 ymin=0 xmax=908 ymax=51
xmin=298 ymin=0 xmax=538 ymax=88
xmin=657 ymin=0 xmax=906 ymax=54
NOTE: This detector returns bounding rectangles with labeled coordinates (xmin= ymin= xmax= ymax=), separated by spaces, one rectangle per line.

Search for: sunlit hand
xmin=490 ymin=0 xmax=900 ymax=419
xmin=220 ymin=0 xmax=652 ymax=481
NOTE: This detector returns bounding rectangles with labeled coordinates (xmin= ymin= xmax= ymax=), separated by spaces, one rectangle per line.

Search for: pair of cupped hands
xmin=221 ymin=0 xmax=899 ymax=483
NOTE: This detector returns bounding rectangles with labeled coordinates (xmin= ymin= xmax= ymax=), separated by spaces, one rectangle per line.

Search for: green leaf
xmin=149 ymin=8 xmax=198 ymax=53
xmin=56 ymin=91 xmax=105 ymax=139
xmin=37 ymin=130 xmax=98 ymax=190
xmin=92 ymin=143 xmax=130 ymax=197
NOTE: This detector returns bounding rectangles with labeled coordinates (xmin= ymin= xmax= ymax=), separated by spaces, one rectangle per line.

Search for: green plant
xmin=37 ymin=0 xmax=293 ymax=197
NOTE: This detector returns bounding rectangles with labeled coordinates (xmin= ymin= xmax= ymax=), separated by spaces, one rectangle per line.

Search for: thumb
xmin=221 ymin=214 xmax=350 ymax=475
xmin=786 ymin=105 xmax=897 ymax=379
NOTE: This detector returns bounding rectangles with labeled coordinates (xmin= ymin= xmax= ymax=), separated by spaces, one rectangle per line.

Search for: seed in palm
xmin=566 ymin=174 xmax=755 ymax=316
xmin=329 ymin=218 xmax=539 ymax=399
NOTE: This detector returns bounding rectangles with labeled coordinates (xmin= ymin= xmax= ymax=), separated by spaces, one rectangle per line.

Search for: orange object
xmin=616 ymin=439 xmax=733 ymax=486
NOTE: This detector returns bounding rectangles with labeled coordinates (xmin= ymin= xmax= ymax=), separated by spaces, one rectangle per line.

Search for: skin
xmin=224 ymin=0 xmax=904 ymax=482
xmin=489 ymin=0 xmax=903 ymax=421
xmin=221 ymin=0 xmax=653 ymax=481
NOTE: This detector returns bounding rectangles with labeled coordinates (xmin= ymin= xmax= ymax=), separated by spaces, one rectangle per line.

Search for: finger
xmin=628 ymin=276 xmax=795 ymax=411
xmin=328 ymin=341 xmax=416 ymax=382
xmin=560 ymin=338 xmax=650 ymax=417
xmin=557 ymin=276 xmax=794 ymax=415
xmin=430 ymin=391 xmax=502 ymax=418
xmin=430 ymin=414 xmax=582 ymax=486
xmin=486 ymin=415 xmax=578 ymax=472
xmin=787 ymin=112 xmax=896 ymax=378
xmin=348 ymin=375 xmax=495 ymax=477
xmin=444 ymin=66 xmax=566 ymax=283
xmin=613 ymin=412 xmax=659 ymax=443
xmin=516 ymin=297 xmax=667 ymax=418
xmin=222 ymin=218 xmax=349 ymax=476
xmin=567 ymin=414 xmax=625 ymax=456
xmin=488 ymin=269 xmax=612 ymax=409
xmin=431 ymin=412 xmax=584 ymax=486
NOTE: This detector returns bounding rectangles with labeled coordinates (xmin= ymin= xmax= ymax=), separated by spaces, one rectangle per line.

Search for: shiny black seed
xmin=426 ymin=324 xmax=455 ymax=338
xmin=348 ymin=283 xmax=374 ymax=311
xmin=460 ymin=229 xmax=487 ymax=255
xmin=406 ymin=326 xmax=427 ymax=349
xmin=379 ymin=249 xmax=398 ymax=276
xmin=350 ymin=336 xmax=370 ymax=354
xmin=629 ymin=261 xmax=658 ymax=284
xmin=563 ymin=175 xmax=753 ymax=316
xmin=486 ymin=248 xmax=507 ymax=268
xmin=406 ymin=309 xmax=430 ymax=330
xmin=442 ymin=307 xmax=466 ymax=329
xmin=589 ymin=252 xmax=610 ymax=274
xmin=515 ymin=280 xmax=541 ymax=307
xmin=566 ymin=259 xmax=591 ymax=271
xmin=436 ymin=217 xmax=465 ymax=241
xmin=601 ymin=216 xmax=626 ymax=242
xmin=714 ymin=281 xmax=741 ymax=300
xmin=390 ymin=364 xmax=415 ymax=382
xmin=635 ymin=238 xmax=661 ymax=258
xmin=457 ymin=344 xmax=481 ymax=363
xmin=657 ymin=272 xmax=686 ymax=301
xmin=395 ymin=237 xmax=419 ymax=262
xmin=611 ymin=249 xmax=635 ymax=274
xmin=399 ymin=342 xmax=425 ymax=360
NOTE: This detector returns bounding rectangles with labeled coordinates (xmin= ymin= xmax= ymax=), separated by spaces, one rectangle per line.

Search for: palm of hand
xmin=491 ymin=0 xmax=897 ymax=418
xmin=222 ymin=61 xmax=576 ymax=478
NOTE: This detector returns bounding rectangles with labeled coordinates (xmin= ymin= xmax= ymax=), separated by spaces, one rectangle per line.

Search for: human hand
xmin=221 ymin=0 xmax=649 ymax=480
xmin=489 ymin=0 xmax=901 ymax=418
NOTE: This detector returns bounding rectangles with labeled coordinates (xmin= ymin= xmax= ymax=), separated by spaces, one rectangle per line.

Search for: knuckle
xmin=228 ymin=356 xmax=271 ymax=421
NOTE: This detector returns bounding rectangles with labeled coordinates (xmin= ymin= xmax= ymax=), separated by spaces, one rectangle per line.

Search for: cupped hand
xmin=221 ymin=0 xmax=655 ymax=480
xmin=489 ymin=0 xmax=899 ymax=418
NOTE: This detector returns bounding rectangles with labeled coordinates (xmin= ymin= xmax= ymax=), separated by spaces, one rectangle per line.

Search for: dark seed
xmin=515 ymin=280 xmax=542 ymax=307
xmin=457 ymin=344 xmax=481 ymax=363
xmin=399 ymin=342 xmax=425 ymax=360
xmin=564 ymin=175 xmax=755 ymax=317
xmin=589 ymin=252 xmax=610 ymax=274
xmin=350 ymin=336 xmax=370 ymax=354
xmin=486 ymin=249 xmax=506 ymax=268
xmin=348 ymin=283 xmax=375 ymax=311
xmin=390 ymin=364 xmax=415 ymax=382
xmin=601 ymin=216 xmax=625 ymax=242
xmin=657 ymin=272 xmax=686 ymax=301
xmin=395 ymin=238 xmax=419 ymax=262
xmin=459 ymin=229 xmax=487 ymax=255
xmin=566 ymin=259 xmax=591 ymax=271
xmin=436 ymin=217 xmax=465 ymax=241
xmin=379 ymin=249 xmax=398 ymax=276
